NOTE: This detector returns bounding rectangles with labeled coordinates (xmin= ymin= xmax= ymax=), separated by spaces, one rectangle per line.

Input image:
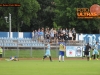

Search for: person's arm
xmin=64 ymin=45 xmax=66 ymax=51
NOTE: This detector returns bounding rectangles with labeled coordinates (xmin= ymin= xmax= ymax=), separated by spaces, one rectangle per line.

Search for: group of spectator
xmin=32 ymin=27 xmax=76 ymax=43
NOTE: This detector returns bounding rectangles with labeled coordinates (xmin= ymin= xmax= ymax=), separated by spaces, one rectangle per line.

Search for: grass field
xmin=3 ymin=49 xmax=59 ymax=58
xmin=0 ymin=59 xmax=100 ymax=75
xmin=3 ymin=49 xmax=100 ymax=58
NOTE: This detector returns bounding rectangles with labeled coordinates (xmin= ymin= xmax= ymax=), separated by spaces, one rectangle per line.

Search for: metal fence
xmin=0 ymin=38 xmax=84 ymax=58
xmin=0 ymin=38 xmax=59 ymax=58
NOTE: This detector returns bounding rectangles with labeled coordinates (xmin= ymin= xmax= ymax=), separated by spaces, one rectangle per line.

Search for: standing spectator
xmin=0 ymin=47 xmax=3 ymax=58
xmin=57 ymin=28 xmax=61 ymax=35
xmin=50 ymin=28 xmax=54 ymax=42
xmin=72 ymin=28 xmax=76 ymax=40
xmin=84 ymin=43 xmax=91 ymax=61
xmin=40 ymin=29 xmax=44 ymax=42
xmin=44 ymin=28 xmax=47 ymax=40
xmin=68 ymin=30 xmax=73 ymax=40
xmin=54 ymin=28 xmax=57 ymax=43
xmin=57 ymin=34 xmax=61 ymax=43
xmin=63 ymin=32 xmax=69 ymax=44
xmin=43 ymin=41 xmax=52 ymax=61
xmin=62 ymin=29 xmax=66 ymax=34
xmin=58 ymin=41 xmax=66 ymax=62
xmin=47 ymin=27 xmax=50 ymax=31
xmin=46 ymin=31 xmax=50 ymax=43
xmin=34 ymin=30 xmax=38 ymax=42
xmin=60 ymin=32 xmax=64 ymax=41
xmin=60 ymin=28 xmax=63 ymax=33
xmin=65 ymin=28 xmax=69 ymax=34
xmin=68 ymin=28 xmax=71 ymax=33
xmin=38 ymin=28 xmax=41 ymax=42
xmin=32 ymin=30 xmax=34 ymax=40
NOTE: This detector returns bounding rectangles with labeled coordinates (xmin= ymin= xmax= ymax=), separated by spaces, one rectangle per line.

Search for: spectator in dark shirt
xmin=72 ymin=28 xmax=76 ymax=40
xmin=63 ymin=32 xmax=69 ymax=44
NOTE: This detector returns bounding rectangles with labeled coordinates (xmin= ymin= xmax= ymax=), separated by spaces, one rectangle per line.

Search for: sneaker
xmin=90 ymin=58 xmax=91 ymax=60
xmin=96 ymin=58 xmax=98 ymax=60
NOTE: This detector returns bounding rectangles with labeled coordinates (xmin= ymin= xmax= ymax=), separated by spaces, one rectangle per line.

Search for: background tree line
xmin=0 ymin=0 xmax=100 ymax=33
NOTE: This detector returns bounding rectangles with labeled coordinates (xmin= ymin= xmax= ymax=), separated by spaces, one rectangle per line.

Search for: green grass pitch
xmin=0 ymin=59 xmax=100 ymax=75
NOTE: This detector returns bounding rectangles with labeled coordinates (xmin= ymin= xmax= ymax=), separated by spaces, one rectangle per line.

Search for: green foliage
xmin=54 ymin=0 xmax=100 ymax=33
xmin=3 ymin=49 xmax=58 ymax=58
xmin=31 ymin=0 xmax=55 ymax=29
xmin=53 ymin=22 xmax=61 ymax=30
xmin=0 ymin=0 xmax=100 ymax=33
xmin=0 ymin=0 xmax=40 ymax=32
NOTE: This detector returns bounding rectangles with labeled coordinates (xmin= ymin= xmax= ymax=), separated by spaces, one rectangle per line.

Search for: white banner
xmin=18 ymin=32 xmax=23 ymax=38
xmin=66 ymin=46 xmax=83 ymax=57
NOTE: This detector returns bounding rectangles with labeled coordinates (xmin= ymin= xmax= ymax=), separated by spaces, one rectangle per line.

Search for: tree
xmin=32 ymin=0 xmax=55 ymax=29
xmin=0 ymin=0 xmax=40 ymax=32
xmin=54 ymin=0 xmax=100 ymax=33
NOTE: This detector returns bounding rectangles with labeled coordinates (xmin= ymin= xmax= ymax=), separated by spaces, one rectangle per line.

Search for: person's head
xmin=73 ymin=28 xmax=75 ymax=30
xmin=87 ymin=43 xmax=89 ymax=45
xmin=96 ymin=42 xmax=98 ymax=44
xmin=49 ymin=41 xmax=52 ymax=44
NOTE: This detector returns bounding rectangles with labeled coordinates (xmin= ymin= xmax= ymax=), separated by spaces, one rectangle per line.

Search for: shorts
xmin=59 ymin=51 xmax=64 ymax=56
xmin=93 ymin=49 xmax=99 ymax=55
xmin=85 ymin=51 xmax=89 ymax=55
xmin=45 ymin=49 xmax=51 ymax=56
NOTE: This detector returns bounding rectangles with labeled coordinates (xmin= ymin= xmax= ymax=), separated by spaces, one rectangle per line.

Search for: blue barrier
xmin=0 ymin=32 xmax=32 ymax=38
xmin=0 ymin=32 xmax=100 ymax=49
